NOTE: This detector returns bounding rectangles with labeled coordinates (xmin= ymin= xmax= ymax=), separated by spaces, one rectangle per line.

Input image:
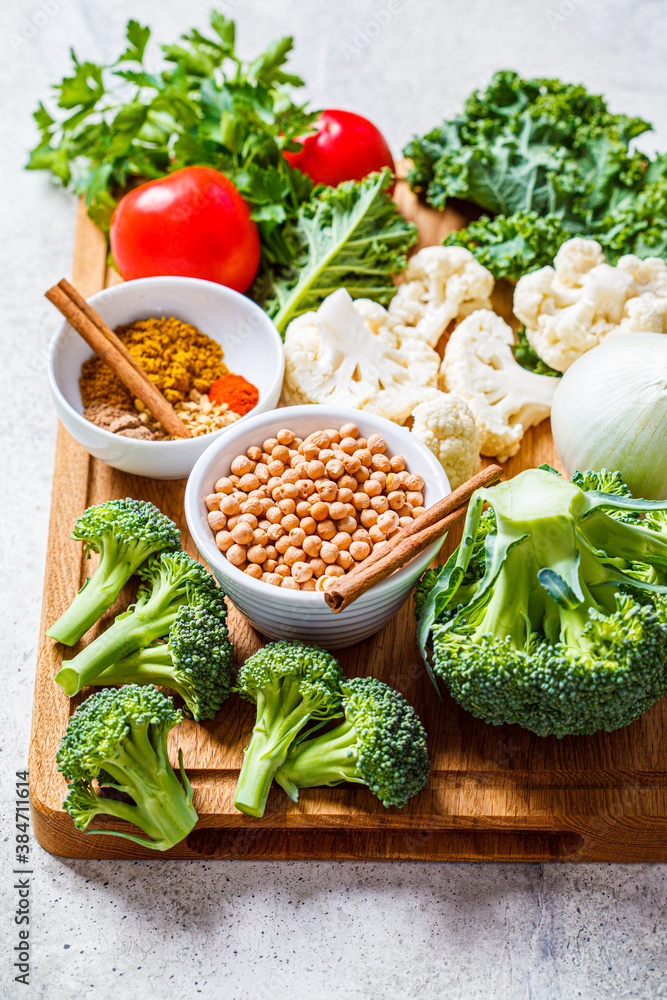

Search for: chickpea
xmin=247 ymin=545 xmax=268 ymax=564
xmin=326 ymin=459 xmax=345 ymax=480
xmin=397 ymin=504 xmax=414 ymax=519
xmin=216 ymin=530 xmax=234 ymax=552
xmin=390 ymin=455 xmax=407 ymax=473
xmin=207 ymin=510 xmax=226 ymax=531
xmin=355 ymin=467 xmax=370 ymax=484
xmin=336 ymin=515 xmax=357 ymax=534
xmin=363 ymin=479 xmax=382 ymax=498
xmin=296 ymin=479 xmax=316 ymax=500
xmin=310 ymin=558 xmax=327 ymax=579
xmin=308 ymin=431 xmax=331 ymax=450
xmin=281 ymin=577 xmax=301 ymax=590
xmin=325 ymin=429 xmax=341 ymax=444
xmin=282 ymin=468 xmax=300 ymax=485
xmin=336 ymin=550 xmax=354 ymax=571
xmin=377 ymin=510 xmax=400 ymax=534
xmin=301 ymin=579 xmax=317 ymax=591
xmin=288 ymin=527 xmax=306 ymax=547
xmin=406 ymin=491 xmax=424 ymax=507
xmin=336 ymin=487 xmax=354 ymax=504
xmin=360 ymin=508 xmax=378 ymax=528
xmin=303 ymin=442 xmax=320 ymax=461
xmin=278 ymin=483 xmax=300 ymax=502
xmin=263 ymin=437 xmax=278 ymax=453
xmin=205 ymin=493 xmax=221 ymax=512
xmin=261 ymin=453 xmax=272 ymax=464
xmin=239 ymin=473 xmax=260 ymax=493
xmin=276 ymin=535 xmax=291 ymax=555
xmin=303 ymin=535 xmax=322 ymax=558
xmin=241 ymin=498 xmax=264 ymax=516
xmin=267 ymin=523 xmax=284 ymax=541
xmin=219 ymin=495 xmax=240 ymax=516
xmin=399 ymin=516 xmax=414 ymax=529
xmin=301 ymin=516 xmax=317 ymax=536
xmin=356 ymin=438 xmax=368 ymax=449
xmin=370 ymin=495 xmax=389 ymax=514
xmin=260 ymin=497 xmax=274 ymax=513
xmin=305 ymin=459 xmax=324 ymax=481
xmin=387 ymin=491 xmax=406 ymax=511
xmin=238 ymin=513 xmax=259 ymax=529
xmin=351 ymin=527 xmax=371 ymax=544
xmin=316 ymin=576 xmax=334 ymax=592
xmin=226 ymin=544 xmax=247 ymax=567
xmin=329 ymin=501 xmax=347 ymax=520
xmin=284 ymin=545 xmax=305 ymax=567
xmin=338 ymin=474 xmax=358 ymax=491
xmin=271 ymin=444 xmax=291 ymax=464
xmin=290 ymin=454 xmax=304 ymax=470
xmin=267 ymin=476 xmax=283 ymax=492
xmin=344 ymin=504 xmax=356 ymax=519
xmin=254 ymin=464 xmax=270 ymax=484
xmin=311 ymin=501 xmax=329 ymax=522
xmin=278 ymin=497 xmax=297 ymax=515
xmin=342 ymin=454 xmax=361 ymax=475
xmin=371 ymin=454 xmax=391 ymax=473
xmin=296 ymin=501 xmax=312 ymax=519
xmin=339 ymin=436 xmax=358 ymax=455
xmin=412 ymin=506 xmax=427 ymax=517
xmin=320 ymin=541 xmax=339 ymax=564
xmin=226 ymin=516 xmax=240 ymax=531
xmin=276 ymin=428 xmax=295 ymax=445
xmin=319 ymin=449 xmax=335 ymax=464
xmin=291 ymin=561 xmax=313 ymax=584
xmin=275 ymin=564 xmax=291 ymax=578
xmin=253 ymin=528 xmax=269 ymax=547
xmin=264 ymin=558 xmax=278 ymax=573
xmin=349 ymin=540 xmax=371 ymax=561
xmin=267 ymin=460 xmax=285 ymax=477
xmin=281 ymin=514 xmax=300 ymax=531
xmin=316 ymin=519 xmax=337 ymax=541
xmin=332 ymin=531 xmax=351 ymax=550
xmin=316 ymin=480 xmax=337 ymax=502
xmin=339 ymin=422 xmax=359 ymax=439
xmin=369 ymin=524 xmax=386 ymax=544
xmin=267 ymin=505 xmax=282 ymax=524
xmin=247 ymin=445 xmax=263 ymax=462
xmin=245 ymin=564 xmax=263 ymax=579
xmin=367 ymin=434 xmax=387 ymax=455
xmin=370 ymin=470 xmax=387 ymax=488
xmin=228 ymin=475 xmax=241 ymax=486
xmin=354 ymin=448 xmax=372 ymax=468
xmin=325 ymin=564 xmax=345 ymax=578
xmin=214 ymin=477 xmax=234 ymax=495
xmin=231 ymin=522 xmax=254 ymax=545
xmin=263 ymin=573 xmax=283 ymax=587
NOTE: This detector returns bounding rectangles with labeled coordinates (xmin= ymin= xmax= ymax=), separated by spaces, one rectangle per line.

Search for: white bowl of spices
xmin=185 ymin=405 xmax=450 ymax=648
xmin=48 ymin=276 xmax=285 ymax=479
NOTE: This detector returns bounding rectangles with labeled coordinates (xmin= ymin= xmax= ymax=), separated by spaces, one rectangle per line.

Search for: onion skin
xmin=551 ymin=332 xmax=667 ymax=500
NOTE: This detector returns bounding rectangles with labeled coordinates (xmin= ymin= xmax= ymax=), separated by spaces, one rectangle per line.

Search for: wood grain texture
xmin=29 ymin=192 xmax=667 ymax=862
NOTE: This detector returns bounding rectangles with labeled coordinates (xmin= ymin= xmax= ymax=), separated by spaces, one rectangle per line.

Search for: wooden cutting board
xmin=29 ymin=187 xmax=667 ymax=862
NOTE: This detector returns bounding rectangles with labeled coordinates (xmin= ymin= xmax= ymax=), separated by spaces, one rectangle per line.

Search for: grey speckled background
xmin=1 ymin=1 xmax=666 ymax=997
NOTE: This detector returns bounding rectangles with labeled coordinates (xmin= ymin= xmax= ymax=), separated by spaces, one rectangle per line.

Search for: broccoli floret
xmin=275 ymin=677 xmax=430 ymax=808
xmin=56 ymin=685 xmax=197 ymax=850
xmin=89 ymin=605 xmax=233 ymax=720
xmin=416 ymin=468 xmax=667 ymax=736
xmin=47 ymin=499 xmax=181 ymax=646
xmin=233 ymin=641 xmax=343 ymax=817
xmin=55 ymin=551 xmax=226 ymax=698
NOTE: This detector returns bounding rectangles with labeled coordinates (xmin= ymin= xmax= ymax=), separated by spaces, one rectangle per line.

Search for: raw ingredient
xmin=57 ymin=685 xmax=198 ymax=850
xmin=207 ymin=422 xmax=427 ymax=592
xmin=440 ymin=310 xmax=559 ymax=462
xmin=209 ymin=373 xmax=259 ymax=416
xmin=514 ymin=238 xmax=667 ymax=372
xmin=54 ymin=550 xmax=228 ymax=698
xmin=46 ymin=499 xmax=180 ymax=646
xmin=414 ymin=467 xmax=667 ymax=736
xmin=82 ymin=403 xmax=155 ymax=440
xmin=266 ymin=171 xmax=417 ymax=333
xmin=405 ymin=70 xmax=667 ymax=279
xmin=551 ymin=333 xmax=667 ymax=500
xmin=387 ymin=246 xmax=494 ymax=347
xmin=275 ymin=675 xmax=430 ymax=808
xmin=283 ymin=109 xmax=394 ymax=187
xmin=110 ymin=167 xmax=260 ymax=292
xmin=410 ymin=396 xmax=480 ymax=490
xmin=234 ymin=641 xmax=343 ymax=817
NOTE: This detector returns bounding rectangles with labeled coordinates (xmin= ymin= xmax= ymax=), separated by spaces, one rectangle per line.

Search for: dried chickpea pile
xmin=205 ymin=423 xmax=426 ymax=592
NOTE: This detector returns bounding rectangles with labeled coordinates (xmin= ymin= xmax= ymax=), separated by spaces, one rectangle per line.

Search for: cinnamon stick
xmin=57 ymin=278 xmax=146 ymax=379
xmin=324 ymin=464 xmax=503 ymax=613
xmin=46 ymin=283 xmax=192 ymax=439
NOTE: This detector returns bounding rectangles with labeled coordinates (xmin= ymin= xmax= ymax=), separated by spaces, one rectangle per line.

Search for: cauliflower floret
xmin=411 ymin=393 xmax=481 ymax=490
xmin=282 ymin=289 xmax=441 ymax=425
xmin=514 ymin=238 xmax=667 ymax=371
xmin=440 ymin=309 xmax=559 ymax=463
xmin=388 ymin=246 xmax=494 ymax=347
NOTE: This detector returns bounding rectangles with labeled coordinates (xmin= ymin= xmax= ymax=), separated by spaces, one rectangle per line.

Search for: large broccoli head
xmin=416 ymin=468 xmax=667 ymax=736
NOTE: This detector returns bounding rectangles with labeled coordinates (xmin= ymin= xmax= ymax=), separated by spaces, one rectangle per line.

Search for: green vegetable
xmin=46 ymin=499 xmax=181 ymax=646
xmin=56 ymin=685 xmax=197 ymax=850
xmin=405 ymin=70 xmax=667 ymax=279
xmin=415 ymin=467 xmax=667 ymax=736
xmin=512 ymin=326 xmax=560 ymax=377
xmin=54 ymin=551 xmax=226 ymax=698
xmin=551 ymin=333 xmax=667 ymax=500
xmin=266 ymin=170 xmax=418 ymax=333
xmin=89 ymin=605 xmax=233 ymax=720
xmin=275 ymin=676 xmax=430 ymax=808
xmin=27 ymin=13 xmax=317 ymax=265
xmin=233 ymin=641 xmax=343 ymax=817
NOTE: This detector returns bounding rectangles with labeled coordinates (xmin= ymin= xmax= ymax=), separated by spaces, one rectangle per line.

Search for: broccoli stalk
xmin=275 ymin=677 xmax=430 ymax=808
xmin=47 ymin=499 xmax=181 ymax=646
xmin=56 ymin=685 xmax=197 ymax=850
xmin=54 ymin=551 xmax=226 ymax=698
xmin=88 ymin=605 xmax=233 ymax=720
xmin=233 ymin=641 xmax=343 ymax=817
xmin=416 ymin=467 xmax=667 ymax=736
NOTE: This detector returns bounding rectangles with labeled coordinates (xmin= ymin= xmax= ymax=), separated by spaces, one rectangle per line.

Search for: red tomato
xmin=284 ymin=109 xmax=394 ymax=187
xmin=110 ymin=167 xmax=261 ymax=293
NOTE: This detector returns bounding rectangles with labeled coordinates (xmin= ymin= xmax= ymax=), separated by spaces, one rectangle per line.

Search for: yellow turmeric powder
xmin=80 ymin=316 xmax=228 ymax=407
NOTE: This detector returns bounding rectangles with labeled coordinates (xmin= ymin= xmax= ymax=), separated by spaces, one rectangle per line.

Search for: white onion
xmin=551 ymin=332 xmax=667 ymax=499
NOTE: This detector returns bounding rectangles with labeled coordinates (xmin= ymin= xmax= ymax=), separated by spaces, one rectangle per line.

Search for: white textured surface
xmin=1 ymin=1 xmax=666 ymax=997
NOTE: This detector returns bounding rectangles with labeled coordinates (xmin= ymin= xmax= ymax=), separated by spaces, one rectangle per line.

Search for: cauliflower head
xmin=440 ymin=309 xmax=559 ymax=463
xmin=514 ymin=237 xmax=667 ymax=371
xmin=411 ymin=394 xmax=481 ymax=490
xmin=387 ymin=246 xmax=494 ymax=347
xmin=282 ymin=289 xmax=441 ymax=425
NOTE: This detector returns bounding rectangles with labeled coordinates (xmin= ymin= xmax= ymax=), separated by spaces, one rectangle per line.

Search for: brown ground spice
xmin=80 ymin=316 xmax=228 ymax=407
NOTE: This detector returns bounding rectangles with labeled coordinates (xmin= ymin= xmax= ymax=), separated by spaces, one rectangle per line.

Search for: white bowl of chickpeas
xmin=185 ymin=405 xmax=451 ymax=648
